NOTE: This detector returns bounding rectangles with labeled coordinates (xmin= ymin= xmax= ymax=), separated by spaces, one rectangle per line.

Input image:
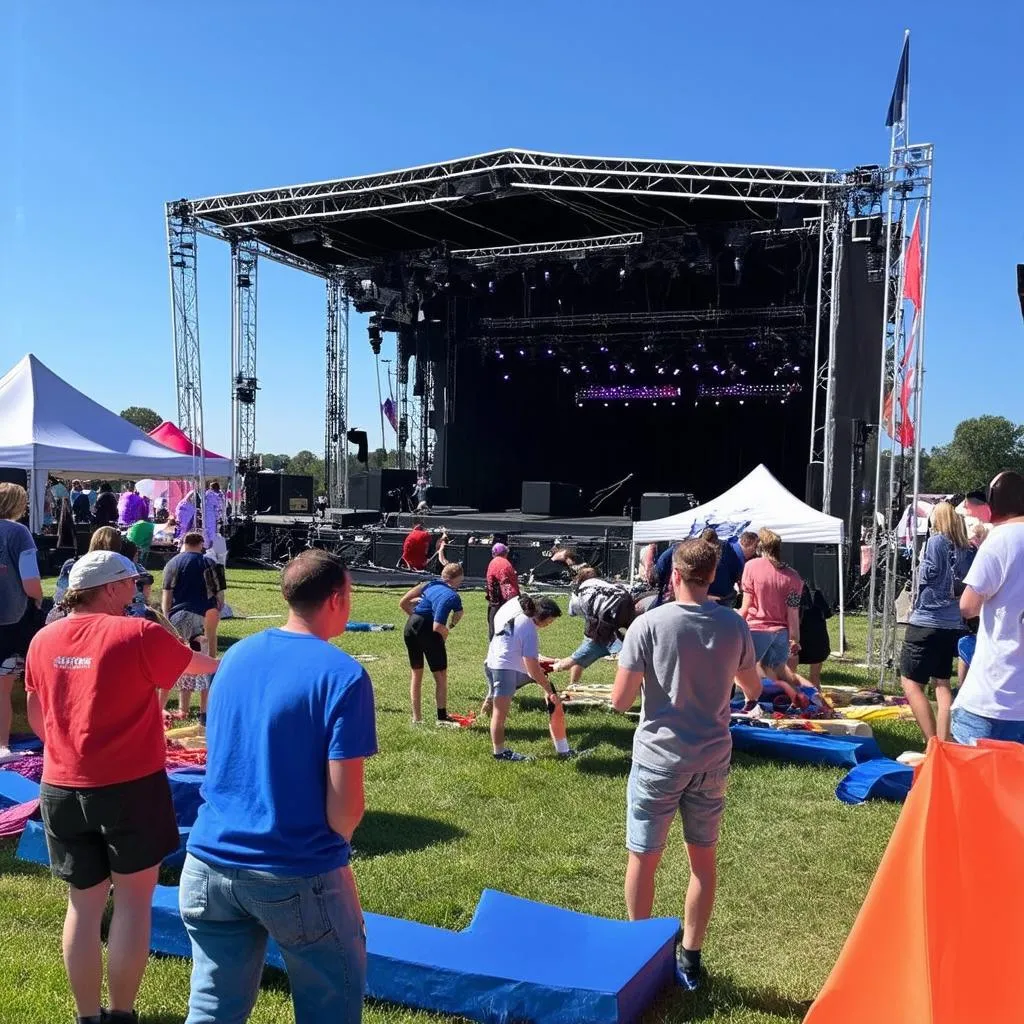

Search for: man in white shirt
xmin=953 ymin=471 xmax=1024 ymax=745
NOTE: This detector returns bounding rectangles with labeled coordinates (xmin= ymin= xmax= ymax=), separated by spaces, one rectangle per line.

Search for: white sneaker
xmin=0 ymin=746 xmax=18 ymax=765
xmin=436 ymin=719 xmax=461 ymax=729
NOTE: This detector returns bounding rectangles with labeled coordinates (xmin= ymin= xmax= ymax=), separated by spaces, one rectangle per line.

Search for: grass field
xmin=0 ymin=569 xmax=922 ymax=1023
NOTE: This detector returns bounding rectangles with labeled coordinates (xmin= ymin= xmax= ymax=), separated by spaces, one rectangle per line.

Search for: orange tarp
xmin=805 ymin=739 xmax=1024 ymax=1024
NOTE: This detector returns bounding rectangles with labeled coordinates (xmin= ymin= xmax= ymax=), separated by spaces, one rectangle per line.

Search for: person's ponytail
xmin=519 ymin=595 xmax=537 ymax=617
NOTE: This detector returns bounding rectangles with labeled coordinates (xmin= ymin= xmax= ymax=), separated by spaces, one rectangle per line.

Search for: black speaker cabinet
xmin=805 ymin=462 xmax=824 ymax=512
xmin=279 ymin=474 xmax=314 ymax=515
xmin=640 ymin=493 xmax=693 ymax=521
xmin=0 ymin=468 xmax=28 ymax=488
xmin=521 ymin=481 xmax=581 ymax=517
xmin=349 ymin=470 xmax=418 ymax=512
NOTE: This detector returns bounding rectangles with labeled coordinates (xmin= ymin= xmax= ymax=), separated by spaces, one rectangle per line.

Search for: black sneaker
xmin=103 ymin=1010 xmax=139 ymax=1023
xmin=493 ymin=749 xmax=531 ymax=762
xmin=556 ymin=748 xmax=579 ymax=760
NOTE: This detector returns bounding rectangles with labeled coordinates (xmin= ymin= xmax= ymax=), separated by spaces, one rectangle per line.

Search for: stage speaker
xmin=805 ymin=462 xmax=824 ymax=512
xmin=811 ymin=546 xmax=840 ymax=609
xmin=426 ymin=485 xmax=451 ymax=506
xmin=372 ymin=534 xmax=411 ymax=569
xmin=640 ymin=493 xmax=694 ymax=521
xmin=462 ymin=539 xmax=493 ymax=579
xmin=348 ymin=469 xmax=418 ymax=512
xmin=521 ymin=481 xmax=581 ymax=517
xmin=279 ymin=474 xmax=314 ymax=515
xmin=251 ymin=473 xmax=284 ymax=515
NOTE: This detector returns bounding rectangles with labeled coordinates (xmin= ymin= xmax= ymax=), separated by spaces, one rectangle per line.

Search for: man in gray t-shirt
xmin=612 ymin=535 xmax=761 ymax=992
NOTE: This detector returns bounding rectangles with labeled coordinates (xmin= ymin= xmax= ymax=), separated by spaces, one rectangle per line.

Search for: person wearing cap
xmin=24 ymin=550 xmax=219 ymax=1024
xmin=485 ymin=542 xmax=520 ymax=640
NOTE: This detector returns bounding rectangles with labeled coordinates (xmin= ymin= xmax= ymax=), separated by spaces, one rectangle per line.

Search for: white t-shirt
xmin=485 ymin=597 xmax=539 ymax=672
xmin=953 ymin=522 xmax=1024 ymax=721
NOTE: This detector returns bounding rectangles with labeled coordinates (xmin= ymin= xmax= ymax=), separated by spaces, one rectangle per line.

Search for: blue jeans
xmin=752 ymin=629 xmax=790 ymax=670
xmin=626 ymin=761 xmax=729 ymax=851
xmin=950 ymin=707 xmax=1024 ymax=746
xmin=179 ymin=853 xmax=366 ymax=1023
xmin=570 ymin=636 xmax=612 ymax=669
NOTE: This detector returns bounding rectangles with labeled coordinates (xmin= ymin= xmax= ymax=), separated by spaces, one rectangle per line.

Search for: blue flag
xmin=885 ymin=34 xmax=909 ymax=128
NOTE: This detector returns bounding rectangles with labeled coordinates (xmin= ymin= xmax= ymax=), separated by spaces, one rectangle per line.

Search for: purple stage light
xmin=697 ymin=383 xmax=801 ymax=398
xmin=576 ymin=385 xmax=682 ymax=403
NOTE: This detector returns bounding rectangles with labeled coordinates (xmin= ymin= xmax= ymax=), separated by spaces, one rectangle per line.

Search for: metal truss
xmin=478 ymin=306 xmax=808 ymax=333
xmin=166 ymin=202 xmax=206 ymax=483
xmin=451 ymin=232 xmax=644 ymax=262
xmin=184 ymin=149 xmax=846 ymax=233
xmin=324 ymin=278 xmax=348 ymax=507
xmin=193 ymin=220 xmax=331 ymax=278
xmin=230 ymin=240 xmax=259 ymax=498
xmin=807 ymin=202 xmax=846 ymax=511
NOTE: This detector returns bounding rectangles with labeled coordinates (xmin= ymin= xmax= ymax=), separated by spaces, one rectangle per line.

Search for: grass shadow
xmin=574 ymin=754 xmax=631 ymax=778
xmin=351 ymin=811 xmax=467 ymax=859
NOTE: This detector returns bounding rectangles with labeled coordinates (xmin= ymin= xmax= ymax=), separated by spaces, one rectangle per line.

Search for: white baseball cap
xmin=68 ymin=551 xmax=141 ymax=592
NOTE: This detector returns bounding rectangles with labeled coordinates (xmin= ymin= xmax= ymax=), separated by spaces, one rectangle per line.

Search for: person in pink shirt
xmin=739 ymin=529 xmax=809 ymax=698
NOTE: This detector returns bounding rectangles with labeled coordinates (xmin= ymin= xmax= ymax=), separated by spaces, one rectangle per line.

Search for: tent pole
xmin=837 ymin=542 xmax=846 ymax=656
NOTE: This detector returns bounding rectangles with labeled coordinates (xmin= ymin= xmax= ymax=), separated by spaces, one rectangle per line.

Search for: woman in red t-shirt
xmin=739 ymin=529 xmax=810 ymax=701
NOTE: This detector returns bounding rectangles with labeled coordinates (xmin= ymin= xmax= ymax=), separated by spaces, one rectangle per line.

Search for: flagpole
xmin=910 ymin=174 xmax=933 ymax=579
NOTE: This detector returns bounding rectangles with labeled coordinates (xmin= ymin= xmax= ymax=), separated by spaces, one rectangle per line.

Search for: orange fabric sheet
xmin=805 ymin=739 xmax=1024 ymax=1024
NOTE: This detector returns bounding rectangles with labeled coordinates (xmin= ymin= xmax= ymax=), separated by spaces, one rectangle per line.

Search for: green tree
xmin=925 ymin=416 xmax=1024 ymax=492
xmin=119 ymin=406 xmax=162 ymax=432
xmin=288 ymin=449 xmax=326 ymax=495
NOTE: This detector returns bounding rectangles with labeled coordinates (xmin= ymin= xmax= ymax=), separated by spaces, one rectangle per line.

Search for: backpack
xmin=575 ymin=578 xmax=636 ymax=646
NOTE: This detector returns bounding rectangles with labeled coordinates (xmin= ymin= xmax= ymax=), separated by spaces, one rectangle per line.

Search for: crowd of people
xmin=2 ymin=467 xmax=1023 ymax=1022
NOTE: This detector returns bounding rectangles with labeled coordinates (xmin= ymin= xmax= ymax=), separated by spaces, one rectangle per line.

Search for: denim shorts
xmin=570 ymin=636 xmax=612 ymax=669
xmin=752 ymin=629 xmax=790 ymax=669
xmin=484 ymin=665 xmax=528 ymax=698
xmin=626 ymin=761 xmax=729 ymax=851
xmin=951 ymin=707 xmax=1024 ymax=746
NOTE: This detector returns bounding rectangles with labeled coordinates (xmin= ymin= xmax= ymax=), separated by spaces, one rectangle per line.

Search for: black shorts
xmin=0 ymin=603 xmax=46 ymax=665
xmin=899 ymin=625 xmax=963 ymax=685
xmin=404 ymin=613 xmax=448 ymax=672
xmin=39 ymin=770 xmax=180 ymax=889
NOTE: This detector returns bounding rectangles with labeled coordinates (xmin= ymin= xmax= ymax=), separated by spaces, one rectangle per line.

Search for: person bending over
xmin=548 ymin=568 xmax=635 ymax=685
xmin=181 ymin=550 xmax=376 ymax=1023
xmin=399 ymin=562 xmax=464 ymax=725
xmin=611 ymin=537 xmax=761 ymax=992
xmin=25 ymin=551 xmax=216 ymax=1024
xmin=399 ymin=520 xmax=431 ymax=571
xmin=485 ymin=594 xmax=572 ymax=762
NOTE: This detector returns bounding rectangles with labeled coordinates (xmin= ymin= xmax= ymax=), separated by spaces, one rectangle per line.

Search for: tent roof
xmin=0 ymin=354 xmax=233 ymax=479
xmin=632 ymin=464 xmax=844 ymax=545
xmin=148 ymin=420 xmax=227 ymax=461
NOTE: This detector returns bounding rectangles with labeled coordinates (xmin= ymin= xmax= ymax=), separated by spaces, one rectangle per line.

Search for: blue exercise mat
xmin=8 ymin=734 xmax=43 ymax=754
xmin=168 ymin=768 xmax=206 ymax=828
xmin=0 ymin=768 xmax=40 ymax=807
xmin=730 ymin=724 xmax=883 ymax=767
xmin=836 ymin=759 xmax=914 ymax=804
xmin=151 ymin=886 xmax=678 ymax=1024
xmin=346 ymin=622 xmax=396 ymax=632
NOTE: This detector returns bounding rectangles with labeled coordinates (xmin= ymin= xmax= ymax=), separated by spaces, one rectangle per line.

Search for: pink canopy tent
xmin=147 ymin=421 xmax=228 ymax=461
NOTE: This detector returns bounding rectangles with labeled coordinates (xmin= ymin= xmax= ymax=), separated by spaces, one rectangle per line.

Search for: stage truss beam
xmin=324 ymin=278 xmax=349 ymax=508
xmin=167 ymin=202 xmax=206 ymax=487
xmin=451 ymin=232 xmax=644 ymax=262
xmin=230 ymin=239 xmax=259 ymax=499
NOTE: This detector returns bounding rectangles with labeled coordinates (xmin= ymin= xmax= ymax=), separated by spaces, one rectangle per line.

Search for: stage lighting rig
xmin=368 ymin=317 xmax=383 ymax=355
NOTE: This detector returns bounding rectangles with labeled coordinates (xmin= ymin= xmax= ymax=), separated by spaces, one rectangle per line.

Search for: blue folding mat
xmin=835 ymin=758 xmax=914 ymax=804
xmin=151 ymin=886 xmax=679 ymax=1024
xmin=0 ymin=768 xmax=40 ymax=807
xmin=730 ymin=723 xmax=883 ymax=768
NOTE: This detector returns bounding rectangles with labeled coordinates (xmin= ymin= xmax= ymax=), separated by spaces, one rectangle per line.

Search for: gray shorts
xmin=626 ymin=761 xmax=729 ymax=851
xmin=484 ymin=665 xmax=529 ymax=698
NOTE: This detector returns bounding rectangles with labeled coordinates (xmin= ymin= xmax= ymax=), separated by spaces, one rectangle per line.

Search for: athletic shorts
xmin=404 ymin=613 xmax=447 ymax=672
xmin=39 ymin=770 xmax=180 ymax=889
xmin=752 ymin=629 xmax=790 ymax=670
xmin=0 ymin=603 xmax=45 ymax=667
xmin=899 ymin=625 xmax=962 ymax=685
xmin=570 ymin=636 xmax=612 ymax=669
xmin=484 ymin=665 xmax=529 ymax=698
xmin=626 ymin=761 xmax=729 ymax=851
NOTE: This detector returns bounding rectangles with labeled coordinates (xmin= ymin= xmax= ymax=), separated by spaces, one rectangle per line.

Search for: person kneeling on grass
xmin=485 ymin=594 xmax=574 ymax=762
xmin=611 ymin=536 xmax=761 ymax=993
xmin=399 ymin=562 xmax=465 ymax=726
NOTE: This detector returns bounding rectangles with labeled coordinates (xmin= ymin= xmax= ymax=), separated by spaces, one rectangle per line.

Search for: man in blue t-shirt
xmin=181 ymin=549 xmax=377 ymax=1024
xmin=162 ymin=532 xmax=225 ymax=725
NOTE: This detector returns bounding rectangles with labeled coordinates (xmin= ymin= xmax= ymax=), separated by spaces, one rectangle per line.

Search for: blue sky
xmin=2 ymin=1 xmax=1022 ymax=460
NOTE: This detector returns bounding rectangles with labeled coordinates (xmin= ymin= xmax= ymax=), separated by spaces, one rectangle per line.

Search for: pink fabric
xmin=3 ymin=755 xmax=43 ymax=782
xmin=148 ymin=421 xmax=227 ymax=460
xmin=0 ymin=799 xmax=39 ymax=838
xmin=741 ymin=558 xmax=802 ymax=631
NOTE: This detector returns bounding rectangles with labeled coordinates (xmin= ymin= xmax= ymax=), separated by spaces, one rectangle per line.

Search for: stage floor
xmin=392 ymin=509 xmax=634 ymax=540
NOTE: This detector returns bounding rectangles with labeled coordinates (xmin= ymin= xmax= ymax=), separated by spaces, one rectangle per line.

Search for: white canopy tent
xmin=631 ymin=464 xmax=847 ymax=650
xmin=0 ymin=354 xmax=233 ymax=531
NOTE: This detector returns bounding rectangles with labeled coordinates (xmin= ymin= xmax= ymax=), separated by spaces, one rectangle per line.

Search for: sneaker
xmin=436 ymin=718 xmax=461 ymax=730
xmin=675 ymin=962 xmax=702 ymax=992
xmin=493 ymin=749 xmax=531 ymax=762
xmin=556 ymin=748 xmax=579 ymax=761
xmin=103 ymin=1011 xmax=139 ymax=1023
xmin=0 ymin=746 xmax=18 ymax=765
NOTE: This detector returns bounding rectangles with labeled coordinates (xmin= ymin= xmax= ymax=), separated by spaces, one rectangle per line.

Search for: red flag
xmin=898 ymin=364 xmax=916 ymax=448
xmin=903 ymin=209 xmax=922 ymax=310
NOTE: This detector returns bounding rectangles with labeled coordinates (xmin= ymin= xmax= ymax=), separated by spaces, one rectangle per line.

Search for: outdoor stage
xmin=168 ymin=148 xmax=904 ymax=548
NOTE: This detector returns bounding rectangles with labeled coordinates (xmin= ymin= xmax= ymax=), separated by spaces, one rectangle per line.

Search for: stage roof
xmin=180 ymin=148 xmax=849 ymax=272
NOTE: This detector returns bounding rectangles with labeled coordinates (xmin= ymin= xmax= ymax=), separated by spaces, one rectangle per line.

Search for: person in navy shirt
xmin=180 ymin=550 xmax=377 ymax=1024
xmin=399 ymin=562 xmax=465 ymax=725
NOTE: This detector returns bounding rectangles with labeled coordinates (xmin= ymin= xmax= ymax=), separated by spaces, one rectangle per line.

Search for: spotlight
xmin=712 ymin=364 xmax=720 ymax=372
xmin=609 ymin=363 xmax=617 ymax=372
xmin=629 ymin=367 xmax=636 ymax=375
xmin=519 ymin=349 xmax=526 ymax=357
xmin=691 ymin=363 xmax=699 ymax=371
xmin=368 ymin=321 xmax=382 ymax=355
xmin=673 ymin=368 xmax=680 ymax=376
xmin=497 ymin=350 xmax=505 ymax=360
xmin=739 ymin=399 xmax=745 ymax=405
xmin=600 ymin=346 xmax=608 ymax=353
xmin=657 ymin=366 xmax=665 ymax=375
xmin=544 ymin=270 xmax=551 ymax=283
xmin=546 ymin=348 xmax=554 ymax=355
xmin=619 ymin=268 xmax=626 ymax=279
xmin=503 ymin=374 xmax=510 ymax=381
xmin=488 ymin=280 xmax=496 ymax=294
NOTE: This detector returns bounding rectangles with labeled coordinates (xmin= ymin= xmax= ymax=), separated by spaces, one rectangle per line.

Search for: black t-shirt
xmin=163 ymin=551 xmax=217 ymax=617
